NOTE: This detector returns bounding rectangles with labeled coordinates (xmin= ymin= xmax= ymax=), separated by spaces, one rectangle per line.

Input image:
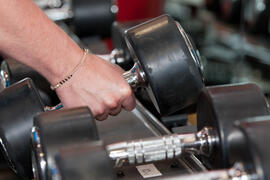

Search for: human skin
xmin=0 ymin=0 xmax=136 ymax=120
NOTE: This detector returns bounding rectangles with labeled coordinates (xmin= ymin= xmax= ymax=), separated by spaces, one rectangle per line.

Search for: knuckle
xmin=92 ymin=105 xmax=106 ymax=116
xmin=120 ymin=86 xmax=133 ymax=97
xmin=105 ymin=97 xmax=118 ymax=109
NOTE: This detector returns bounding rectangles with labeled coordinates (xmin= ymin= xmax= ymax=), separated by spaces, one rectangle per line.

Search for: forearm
xmin=0 ymin=0 xmax=82 ymax=85
xmin=0 ymin=0 xmax=136 ymax=119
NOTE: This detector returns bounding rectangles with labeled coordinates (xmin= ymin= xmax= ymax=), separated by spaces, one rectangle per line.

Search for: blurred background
xmin=163 ymin=0 xmax=270 ymax=100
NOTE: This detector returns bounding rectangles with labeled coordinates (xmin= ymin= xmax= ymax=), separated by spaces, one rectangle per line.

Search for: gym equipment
xmin=31 ymin=107 xmax=99 ymax=180
xmin=0 ymin=78 xmax=45 ymax=180
xmin=32 ymin=83 xmax=269 ymax=180
xmin=97 ymin=20 xmax=145 ymax=71
xmin=0 ymin=58 xmax=58 ymax=105
xmin=101 ymin=14 xmax=205 ymax=115
xmin=110 ymin=20 xmax=147 ymax=70
xmin=158 ymin=117 xmax=270 ymax=180
xmin=122 ymin=14 xmax=204 ymax=115
xmin=42 ymin=116 xmax=270 ymax=180
xmin=105 ymin=83 xmax=269 ymax=168
xmin=0 ymin=77 xmax=67 ymax=179
xmin=35 ymin=0 xmax=117 ymax=37
xmin=1 ymin=15 xmax=204 ymax=116
xmin=196 ymin=83 xmax=269 ymax=168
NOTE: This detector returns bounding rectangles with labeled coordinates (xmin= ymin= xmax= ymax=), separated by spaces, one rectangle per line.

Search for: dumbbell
xmin=55 ymin=117 xmax=270 ymax=180
xmin=96 ymin=14 xmax=204 ymax=115
xmin=31 ymin=82 xmax=269 ymax=180
xmin=152 ymin=118 xmax=270 ymax=180
xmin=1 ymin=15 xmax=204 ymax=116
xmin=34 ymin=0 xmax=117 ymax=37
xmin=0 ymin=78 xmax=68 ymax=179
xmin=0 ymin=58 xmax=59 ymax=106
xmin=1 ymin=14 xmax=204 ymax=176
xmin=98 ymin=20 xmax=147 ymax=71
xmin=0 ymin=78 xmax=45 ymax=180
xmin=31 ymin=107 xmax=99 ymax=180
xmin=106 ymin=83 xmax=269 ymax=169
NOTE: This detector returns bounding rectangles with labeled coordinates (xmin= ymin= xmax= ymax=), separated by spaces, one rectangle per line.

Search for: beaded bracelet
xmin=50 ymin=49 xmax=89 ymax=90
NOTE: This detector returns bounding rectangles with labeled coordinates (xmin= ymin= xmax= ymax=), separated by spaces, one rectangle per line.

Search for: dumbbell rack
xmin=96 ymin=100 xmax=206 ymax=179
xmin=0 ymin=99 xmax=206 ymax=180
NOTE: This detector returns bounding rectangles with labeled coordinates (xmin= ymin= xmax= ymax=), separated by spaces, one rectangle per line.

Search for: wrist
xmin=38 ymin=44 xmax=84 ymax=86
xmin=50 ymin=49 xmax=89 ymax=91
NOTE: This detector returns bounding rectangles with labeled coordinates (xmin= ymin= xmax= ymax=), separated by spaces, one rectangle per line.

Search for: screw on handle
xmin=122 ymin=62 xmax=146 ymax=89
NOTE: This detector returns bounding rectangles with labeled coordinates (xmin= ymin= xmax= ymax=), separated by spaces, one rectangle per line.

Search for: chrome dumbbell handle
xmin=98 ymin=49 xmax=147 ymax=88
xmin=34 ymin=0 xmax=63 ymax=9
xmin=107 ymin=127 xmax=218 ymax=167
xmin=97 ymin=49 xmax=125 ymax=64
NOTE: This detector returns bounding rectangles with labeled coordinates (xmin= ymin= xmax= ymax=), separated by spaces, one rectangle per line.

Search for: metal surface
xmin=107 ymin=127 xmax=217 ymax=167
xmin=156 ymin=163 xmax=251 ymax=180
xmin=122 ymin=62 xmax=146 ymax=89
xmin=97 ymin=49 xmax=127 ymax=66
xmin=35 ymin=0 xmax=73 ymax=21
xmin=96 ymin=100 xmax=206 ymax=179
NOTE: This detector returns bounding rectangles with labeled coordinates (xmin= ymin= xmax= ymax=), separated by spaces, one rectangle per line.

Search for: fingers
xmin=122 ymin=94 xmax=136 ymax=111
xmin=55 ymin=58 xmax=136 ymax=121
xmin=91 ymin=90 xmax=135 ymax=120
xmin=109 ymin=104 xmax=122 ymax=116
xmin=119 ymin=85 xmax=136 ymax=111
xmin=100 ymin=94 xmax=121 ymax=117
xmin=95 ymin=113 xmax=108 ymax=121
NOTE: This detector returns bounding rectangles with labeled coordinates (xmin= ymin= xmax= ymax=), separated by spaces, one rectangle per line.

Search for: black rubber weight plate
xmin=125 ymin=14 xmax=204 ymax=115
xmin=32 ymin=107 xmax=99 ymax=180
xmin=197 ymin=83 xmax=269 ymax=169
xmin=0 ymin=78 xmax=44 ymax=179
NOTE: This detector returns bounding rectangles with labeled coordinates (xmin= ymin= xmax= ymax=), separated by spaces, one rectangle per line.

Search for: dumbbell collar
xmin=123 ymin=62 xmax=147 ymax=89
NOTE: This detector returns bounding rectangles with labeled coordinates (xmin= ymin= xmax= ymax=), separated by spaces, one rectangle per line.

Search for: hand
xmin=55 ymin=54 xmax=136 ymax=120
